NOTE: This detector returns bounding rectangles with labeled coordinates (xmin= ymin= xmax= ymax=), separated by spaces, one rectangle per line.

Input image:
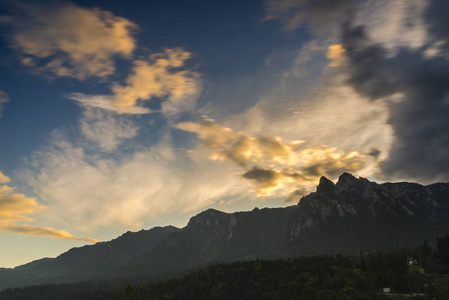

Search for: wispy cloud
xmin=264 ymin=0 xmax=358 ymax=33
xmin=67 ymin=93 xmax=151 ymax=115
xmin=78 ymin=107 xmax=140 ymax=152
xmin=112 ymin=48 xmax=201 ymax=115
xmin=0 ymin=178 xmax=98 ymax=242
xmin=24 ymin=129 xmax=246 ymax=231
xmin=4 ymin=1 xmax=137 ymax=80
xmin=355 ymin=0 xmax=428 ymax=51
xmin=177 ymin=118 xmax=371 ymax=198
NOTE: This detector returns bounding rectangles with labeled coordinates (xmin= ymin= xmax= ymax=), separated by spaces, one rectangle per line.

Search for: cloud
xmin=4 ymin=1 xmax=137 ymax=79
xmin=4 ymin=224 xmax=99 ymax=243
xmin=67 ymin=93 xmax=151 ymax=115
xmin=242 ymin=167 xmax=286 ymax=196
xmin=0 ymin=171 xmax=10 ymax=184
xmin=112 ymin=48 xmax=201 ymax=115
xmin=261 ymin=0 xmax=448 ymax=184
xmin=24 ymin=129 xmax=246 ymax=231
xmin=78 ymin=107 xmax=140 ymax=152
xmin=327 ymin=44 xmax=346 ymax=67
xmin=355 ymin=0 xmax=428 ymax=51
xmin=0 ymin=185 xmax=45 ymax=225
xmin=0 ymin=180 xmax=98 ymax=242
xmin=425 ymin=0 xmax=449 ymax=52
xmin=220 ymin=73 xmax=393 ymax=169
xmin=0 ymin=90 xmax=9 ymax=117
xmin=177 ymin=118 xmax=371 ymax=197
xmin=338 ymin=4 xmax=449 ymax=182
xmin=264 ymin=0 xmax=358 ymax=33
xmin=177 ymin=118 xmax=290 ymax=167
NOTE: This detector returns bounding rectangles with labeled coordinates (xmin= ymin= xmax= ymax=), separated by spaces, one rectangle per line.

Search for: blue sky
xmin=1 ymin=0 xmax=448 ymax=268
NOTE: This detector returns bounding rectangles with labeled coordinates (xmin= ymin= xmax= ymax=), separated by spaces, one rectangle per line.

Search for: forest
xmin=1 ymin=235 xmax=449 ymax=300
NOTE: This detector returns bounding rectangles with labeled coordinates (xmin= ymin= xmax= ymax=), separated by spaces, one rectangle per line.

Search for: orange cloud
xmin=327 ymin=44 xmax=346 ymax=67
xmin=177 ymin=118 xmax=368 ymax=197
xmin=0 ymin=171 xmax=10 ymax=184
xmin=4 ymin=224 xmax=100 ymax=243
xmin=7 ymin=2 xmax=137 ymax=79
xmin=112 ymin=48 xmax=201 ymax=115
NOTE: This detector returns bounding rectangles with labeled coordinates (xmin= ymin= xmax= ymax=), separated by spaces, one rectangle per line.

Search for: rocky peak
xmin=186 ymin=208 xmax=230 ymax=229
xmin=316 ymin=176 xmax=335 ymax=194
xmin=335 ymin=172 xmax=368 ymax=192
xmin=337 ymin=172 xmax=358 ymax=184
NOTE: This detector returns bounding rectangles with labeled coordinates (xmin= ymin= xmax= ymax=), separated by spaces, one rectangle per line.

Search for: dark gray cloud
xmin=340 ymin=1 xmax=449 ymax=182
xmin=368 ymin=148 xmax=380 ymax=159
xmin=424 ymin=0 xmax=449 ymax=51
xmin=242 ymin=167 xmax=279 ymax=184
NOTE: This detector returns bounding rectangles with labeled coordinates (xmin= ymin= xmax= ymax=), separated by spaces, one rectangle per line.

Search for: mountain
xmin=0 ymin=226 xmax=180 ymax=290
xmin=1 ymin=173 xmax=449 ymax=290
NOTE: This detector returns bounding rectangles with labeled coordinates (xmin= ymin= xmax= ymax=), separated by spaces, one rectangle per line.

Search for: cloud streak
xmin=4 ymin=1 xmax=137 ymax=80
xmin=4 ymin=224 xmax=99 ymax=243
xmin=67 ymin=93 xmax=151 ymax=115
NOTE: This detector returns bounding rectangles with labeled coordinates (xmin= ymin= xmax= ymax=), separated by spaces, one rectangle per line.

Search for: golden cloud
xmin=8 ymin=2 xmax=137 ymax=79
xmin=0 ymin=177 xmax=99 ymax=243
xmin=0 ymin=185 xmax=46 ymax=225
xmin=327 ymin=44 xmax=346 ymax=67
xmin=112 ymin=48 xmax=201 ymax=115
xmin=177 ymin=118 xmax=368 ymax=197
xmin=0 ymin=171 xmax=11 ymax=184
xmin=4 ymin=224 xmax=100 ymax=243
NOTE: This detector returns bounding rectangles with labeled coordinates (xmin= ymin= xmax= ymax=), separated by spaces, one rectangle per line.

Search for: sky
xmin=0 ymin=0 xmax=448 ymax=268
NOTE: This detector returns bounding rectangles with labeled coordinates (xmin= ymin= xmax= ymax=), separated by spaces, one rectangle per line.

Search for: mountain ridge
xmin=1 ymin=173 xmax=449 ymax=290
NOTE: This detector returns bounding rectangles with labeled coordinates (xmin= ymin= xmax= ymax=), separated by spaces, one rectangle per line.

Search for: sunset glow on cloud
xmin=178 ymin=118 xmax=369 ymax=198
xmin=327 ymin=44 xmax=346 ymax=67
xmin=112 ymin=48 xmax=201 ymax=115
xmin=5 ymin=1 xmax=136 ymax=79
